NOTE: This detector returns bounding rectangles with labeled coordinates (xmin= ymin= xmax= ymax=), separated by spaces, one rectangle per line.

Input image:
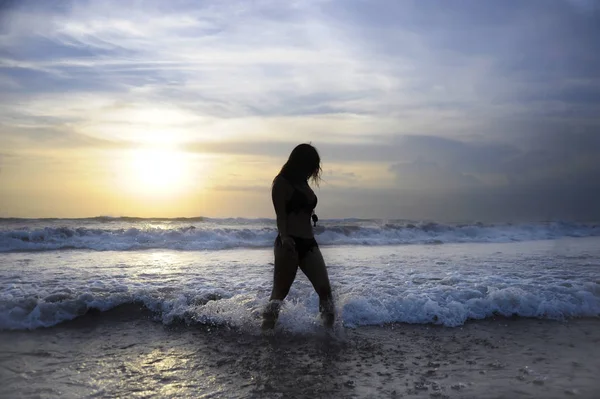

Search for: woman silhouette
xmin=262 ymin=143 xmax=335 ymax=329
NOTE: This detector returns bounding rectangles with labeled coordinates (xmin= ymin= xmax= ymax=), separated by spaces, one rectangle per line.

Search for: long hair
xmin=275 ymin=143 xmax=322 ymax=186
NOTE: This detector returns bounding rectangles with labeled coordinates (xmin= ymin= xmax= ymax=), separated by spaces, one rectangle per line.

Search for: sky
xmin=1 ymin=0 xmax=599 ymax=221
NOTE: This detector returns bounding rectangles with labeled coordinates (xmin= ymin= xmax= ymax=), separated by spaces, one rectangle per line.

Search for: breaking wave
xmin=1 ymin=282 xmax=598 ymax=331
xmin=1 ymin=219 xmax=598 ymax=252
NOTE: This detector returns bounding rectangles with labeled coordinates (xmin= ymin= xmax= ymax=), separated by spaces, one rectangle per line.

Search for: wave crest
xmin=1 ymin=282 xmax=598 ymax=331
xmin=1 ymin=220 xmax=598 ymax=252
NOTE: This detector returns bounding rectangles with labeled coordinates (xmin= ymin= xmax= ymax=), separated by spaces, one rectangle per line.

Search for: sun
xmin=117 ymin=147 xmax=197 ymax=198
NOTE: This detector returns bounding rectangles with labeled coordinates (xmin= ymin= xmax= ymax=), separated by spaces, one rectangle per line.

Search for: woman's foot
xmin=319 ymin=300 xmax=335 ymax=328
xmin=321 ymin=311 xmax=335 ymax=328
xmin=261 ymin=300 xmax=281 ymax=330
xmin=261 ymin=316 xmax=276 ymax=330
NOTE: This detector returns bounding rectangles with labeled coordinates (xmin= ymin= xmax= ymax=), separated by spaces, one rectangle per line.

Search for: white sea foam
xmin=1 ymin=279 xmax=598 ymax=331
xmin=1 ymin=239 xmax=599 ymax=330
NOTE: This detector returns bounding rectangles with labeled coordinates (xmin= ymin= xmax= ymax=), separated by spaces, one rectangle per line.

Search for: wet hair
xmin=276 ymin=143 xmax=322 ymax=185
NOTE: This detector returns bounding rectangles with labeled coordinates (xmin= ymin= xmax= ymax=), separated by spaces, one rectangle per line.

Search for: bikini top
xmin=286 ymin=184 xmax=317 ymax=214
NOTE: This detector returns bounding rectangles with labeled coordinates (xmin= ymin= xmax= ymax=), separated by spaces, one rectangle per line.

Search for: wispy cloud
xmin=3 ymin=0 xmax=598 ymax=143
xmin=1 ymin=0 xmax=599 ymax=219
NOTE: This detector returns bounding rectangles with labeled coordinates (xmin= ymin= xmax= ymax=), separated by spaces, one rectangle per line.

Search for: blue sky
xmin=1 ymin=0 xmax=599 ymax=220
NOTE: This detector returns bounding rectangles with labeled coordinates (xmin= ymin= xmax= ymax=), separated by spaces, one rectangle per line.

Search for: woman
xmin=262 ymin=143 xmax=335 ymax=330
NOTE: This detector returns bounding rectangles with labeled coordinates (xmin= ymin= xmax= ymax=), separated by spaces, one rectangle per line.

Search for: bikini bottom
xmin=275 ymin=234 xmax=318 ymax=261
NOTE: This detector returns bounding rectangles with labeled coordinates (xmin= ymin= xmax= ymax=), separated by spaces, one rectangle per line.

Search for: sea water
xmin=1 ymin=218 xmax=599 ymax=331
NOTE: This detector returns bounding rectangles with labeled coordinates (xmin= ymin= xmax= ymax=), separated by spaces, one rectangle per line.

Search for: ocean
xmin=1 ymin=218 xmax=599 ymax=398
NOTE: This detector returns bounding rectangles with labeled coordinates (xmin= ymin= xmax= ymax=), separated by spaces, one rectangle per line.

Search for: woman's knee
xmin=271 ymin=281 xmax=292 ymax=300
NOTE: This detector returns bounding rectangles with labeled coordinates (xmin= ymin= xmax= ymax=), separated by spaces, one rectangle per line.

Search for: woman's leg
xmin=299 ymin=246 xmax=335 ymax=327
xmin=262 ymin=240 xmax=299 ymax=329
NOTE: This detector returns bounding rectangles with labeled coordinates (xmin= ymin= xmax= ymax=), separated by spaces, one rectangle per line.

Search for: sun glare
xmin=118 ymin=148 xmax=198 ymax=198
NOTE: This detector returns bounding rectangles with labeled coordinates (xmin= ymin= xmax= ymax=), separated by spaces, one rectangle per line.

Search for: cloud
xmin=565 ymin=0 xmax=600 ymax=12
xmin=181 ymin=130 xmax=600 ymax=206
xmin=1 ymin=0 xmax=599 ymax=220
xmin=389 ymin=133 xmax=600 ymax=190
xmin=389 ymin=159 xmax=483 ymax=190
xmin=0 ymin=123 xmax=133 ymax=151
xmin=1 ymin=0 xmax=597 ymax=139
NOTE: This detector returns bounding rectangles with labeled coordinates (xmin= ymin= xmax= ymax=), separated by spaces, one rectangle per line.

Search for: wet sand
xmin=1 ymin=308 xmax=599 ymax=398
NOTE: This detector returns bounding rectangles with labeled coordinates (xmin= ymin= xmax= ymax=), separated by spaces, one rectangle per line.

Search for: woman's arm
xmin=272 ymin=176 xmax=291 ymax=238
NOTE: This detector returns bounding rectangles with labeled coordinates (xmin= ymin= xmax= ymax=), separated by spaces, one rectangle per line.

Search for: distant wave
xmin=0 ymin=219 xmax=598 ymax=252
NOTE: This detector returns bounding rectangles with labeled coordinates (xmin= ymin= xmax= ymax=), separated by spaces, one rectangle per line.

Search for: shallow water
xmin=2 ymin=233 xmax=599 ymax=398
xmin=1 ymin=237 xmax=599 ymax=330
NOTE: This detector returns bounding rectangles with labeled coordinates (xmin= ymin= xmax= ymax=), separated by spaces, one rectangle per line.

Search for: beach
xmin=3 ymin=0 xmax=600 ymax=396
xmin=1 ymin=218 xmax=599 ymax=398
xmin=1 ymin=311 xmax=599 ymax=398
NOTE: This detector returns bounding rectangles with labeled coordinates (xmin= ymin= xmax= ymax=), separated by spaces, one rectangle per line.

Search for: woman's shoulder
xmin=274 ymin=173 xmax=296 ymax=184
xmin=272 ymin=175 xmax=295 ymax=202
xmin=272 ymin=174 xmax=293 ymax=191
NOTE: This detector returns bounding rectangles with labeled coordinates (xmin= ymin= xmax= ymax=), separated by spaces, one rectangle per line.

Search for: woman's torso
xmin=277 ymin=176 xmax=317 ymax=239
